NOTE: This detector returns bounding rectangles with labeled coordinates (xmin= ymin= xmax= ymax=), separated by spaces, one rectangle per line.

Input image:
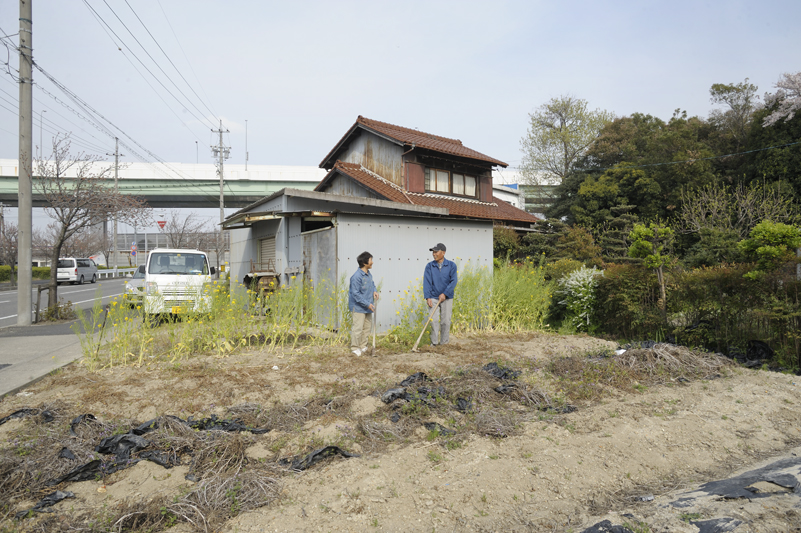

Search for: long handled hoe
xmin=370 ymin=301 xmax=377 ymax=356
xmin=411 ymin=300 xmax=440 ymax=353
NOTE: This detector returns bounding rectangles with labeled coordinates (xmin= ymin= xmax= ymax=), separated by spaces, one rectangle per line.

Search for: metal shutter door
xmin=260 ymin=236 xmax=275 ymax=269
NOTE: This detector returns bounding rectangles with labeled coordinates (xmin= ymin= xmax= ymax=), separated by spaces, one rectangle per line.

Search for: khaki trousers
xmin=350 ymin=312 xmax=373 ymax=351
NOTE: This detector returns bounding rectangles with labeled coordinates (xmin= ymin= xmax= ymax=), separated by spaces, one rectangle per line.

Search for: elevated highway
xmin=0 ymin=160 xmax=326 ymax=209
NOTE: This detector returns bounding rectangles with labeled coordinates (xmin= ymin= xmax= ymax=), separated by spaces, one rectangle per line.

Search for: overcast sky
xmin=1 ymin=0 xmax=799 ymax=231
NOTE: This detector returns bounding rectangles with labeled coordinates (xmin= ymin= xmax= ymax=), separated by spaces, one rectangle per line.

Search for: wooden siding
xmin=405 ymin=162 xmax=425 ymax=193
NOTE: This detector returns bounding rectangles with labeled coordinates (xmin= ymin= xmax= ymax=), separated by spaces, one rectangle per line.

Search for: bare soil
xmin=2 ymin=331 xmax=800 ymax=532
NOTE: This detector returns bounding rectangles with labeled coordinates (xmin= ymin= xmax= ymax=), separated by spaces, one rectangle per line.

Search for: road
xmin=0 ymin=279 xmax=130 ymax=329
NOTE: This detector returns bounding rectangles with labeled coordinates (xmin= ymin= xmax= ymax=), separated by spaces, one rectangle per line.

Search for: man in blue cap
xmin=423 ymin=243 xmax=458 ymax=345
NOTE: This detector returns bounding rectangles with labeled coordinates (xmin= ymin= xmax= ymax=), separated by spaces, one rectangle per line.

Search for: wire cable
xmin=123 ymin=0 xmax=217 ymax=120
xmin=81 ymin=0 xmax=216 ymax=131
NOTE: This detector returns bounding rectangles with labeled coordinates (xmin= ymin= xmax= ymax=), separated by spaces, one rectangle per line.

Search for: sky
xmin=1 ymin=0 xmax=800 ymax=231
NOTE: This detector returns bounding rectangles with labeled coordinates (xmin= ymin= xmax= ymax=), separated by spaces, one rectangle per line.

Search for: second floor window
xmin=424 ymin=168 xmax=477 ymax=197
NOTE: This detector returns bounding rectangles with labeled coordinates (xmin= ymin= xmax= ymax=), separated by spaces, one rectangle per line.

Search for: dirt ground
xmin=2 ymin=330 xmax=801 ymax=533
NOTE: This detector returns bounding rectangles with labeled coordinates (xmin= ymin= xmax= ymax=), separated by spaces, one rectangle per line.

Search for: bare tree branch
xmin=35 ymin=136 xmax=151 ymax=310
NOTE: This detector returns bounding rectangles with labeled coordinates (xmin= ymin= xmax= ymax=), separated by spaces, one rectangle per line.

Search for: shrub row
xmin=0 ymin=266 xmax=52 ymax=282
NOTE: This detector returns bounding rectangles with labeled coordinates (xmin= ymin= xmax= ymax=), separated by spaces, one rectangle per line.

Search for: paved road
xmin=0 ymin=279 xmax=130 ymax=328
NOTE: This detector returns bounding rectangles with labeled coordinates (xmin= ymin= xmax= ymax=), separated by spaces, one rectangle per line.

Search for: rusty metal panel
xmin=336 ymin=213 xmax=492 ymax=333
xmin=340 ymin=132 xmax=404 ymax=186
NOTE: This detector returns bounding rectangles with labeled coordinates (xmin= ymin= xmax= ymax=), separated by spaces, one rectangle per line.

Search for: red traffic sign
xmin=130 ymin=243 xmax=138 ymax=256
xmin=157 ymin=220 xmax=166 ymax=229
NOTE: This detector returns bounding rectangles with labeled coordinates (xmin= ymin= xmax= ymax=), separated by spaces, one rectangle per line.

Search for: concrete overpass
xmin=0 ymin=159 xmax=327 ymax=209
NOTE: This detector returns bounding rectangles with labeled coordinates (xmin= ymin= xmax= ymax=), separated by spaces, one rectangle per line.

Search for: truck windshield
xmin=149 ymin=253 xmax=209 ymax=275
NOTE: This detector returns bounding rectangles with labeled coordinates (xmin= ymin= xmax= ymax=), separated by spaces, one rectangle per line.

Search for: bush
xmin=0 ymin=266 xmax=50 ymax=281
xmin=543 ymin=258 xmax=583 ymax=281
xmin=493 ymin=226 xmax=521 ymax=260
xmin=593 ymin=263 xmax=664 ymax=339
xmin=554 ymin=266 xmax=603 ymax=332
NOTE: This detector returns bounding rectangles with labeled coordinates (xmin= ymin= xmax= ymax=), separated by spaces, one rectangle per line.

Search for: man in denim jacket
xmin=423 ymin=243 xmax=458 ymax=345
xmin=348 ymin=251 xmax=378 ymax=356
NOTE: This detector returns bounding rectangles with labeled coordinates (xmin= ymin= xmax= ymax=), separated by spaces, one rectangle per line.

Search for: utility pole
xmin=106 ymin=138 xmax=122 ymax=277
xmin=245 ymin=119 xmax=248 ymax=171
xmin=17 ymin=0 xmax=33 ymax=326
xmin=211 ymin=120 xmax=229 ymax=270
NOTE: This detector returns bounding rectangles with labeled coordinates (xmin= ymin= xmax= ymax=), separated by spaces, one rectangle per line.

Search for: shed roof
xmin=320 ymin=116 xmax=509 ymax=169
xmin=316 ymin=161 xmax=539 ymax=225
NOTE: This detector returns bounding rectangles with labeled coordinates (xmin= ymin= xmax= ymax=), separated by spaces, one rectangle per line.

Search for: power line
xmin=123 ymin=0 xmax=217 ymax=120
xmin=82 ymin=0 xmax=217 ymax=131
xmin=30 ymin=63 xmax=219 ymax=201
xmin=156 ymin=0 xmax=218 ymax=120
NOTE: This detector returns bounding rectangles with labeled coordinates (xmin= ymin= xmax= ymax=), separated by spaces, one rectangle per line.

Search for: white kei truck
xmin=142 ymin=248 xmax=217 ymax=316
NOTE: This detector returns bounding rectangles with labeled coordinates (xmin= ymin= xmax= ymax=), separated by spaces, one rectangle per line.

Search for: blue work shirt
xmin=348 ymin=268 xmax=376 ymax=314
xmin=423 ymin=258 xmax=458 ymax=300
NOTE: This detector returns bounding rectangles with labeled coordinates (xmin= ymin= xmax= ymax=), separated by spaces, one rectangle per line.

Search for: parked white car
xmin=143 ymin=249 xmax=217 ymax=315
xmin=124 ymin=266 xmax=146 ymax=307
xmin=57 ymin=257 xmax=98 ymax=285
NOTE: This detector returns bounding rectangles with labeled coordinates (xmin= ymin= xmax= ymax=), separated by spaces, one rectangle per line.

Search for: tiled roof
xmin=320 ymin=116 xmax=508 ymax=168
xmin=317 ymin=161 xmax=539 ymax=225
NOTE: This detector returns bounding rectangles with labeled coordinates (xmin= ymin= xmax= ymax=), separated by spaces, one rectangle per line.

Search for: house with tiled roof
xmin=223 ymin=117 xmax=536 ymax=333
xmin=316 ymin=116 xmax=538 ymax=227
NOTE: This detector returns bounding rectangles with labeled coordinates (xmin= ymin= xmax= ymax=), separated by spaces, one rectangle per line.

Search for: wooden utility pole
xmin=17 ymin=0 xmax=33 ymax=326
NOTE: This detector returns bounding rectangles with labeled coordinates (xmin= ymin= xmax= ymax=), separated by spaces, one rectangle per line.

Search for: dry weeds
xmin=0 ymin=336 xmax=746 ymax=532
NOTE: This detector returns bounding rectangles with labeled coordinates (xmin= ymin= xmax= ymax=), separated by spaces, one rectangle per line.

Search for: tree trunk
xmin=656 ymin=266 xmax=667 ymax=324
xmin=48 ymin=227 xmax=67 ymax=311
xmin=49 ymin=244 xmax=60 ymax=310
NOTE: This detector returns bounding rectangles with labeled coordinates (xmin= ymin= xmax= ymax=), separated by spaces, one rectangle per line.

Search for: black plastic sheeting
xmin=41 ymin=412 xmax=272 ymax=486
xmin=131 ymin=414 xmax=270 ymax=435
xmin=684 ymin=456 xmax=801 ymax=501
xmin=96 ymin=434 xmax=151 ymax=461
xmin=47 ymin=459 xmax=131 ymax=486
xmin=58 ymin=447 xmax=76 ymax=460
xmin=278 ymin=446 xmax=360 ymax=471
xmin=15 ymin=490 xmax=75 ymax=519
xmin=691 ymin=517 xmax=743 ymax=533
xmin=454 ymin=397 xmax=473 ymax=413
xmin=400 ymin=372 xmax=429 ymax=387
xmin=579 ymin=520 xmax=633 ymax=533
xmin=482 ymin=362 xmax=521 ymax=380
xmin=0 ymin=408 xmax=53 ymax=426
xmin=69 ymin=414 xmax=98 ymax=436
xmin=423 ymin=422 xmax=455 ymax=436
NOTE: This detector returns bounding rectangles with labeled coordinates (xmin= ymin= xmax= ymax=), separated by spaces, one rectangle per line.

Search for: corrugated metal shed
xmin=336 ymin=213 xmax=492 ymax=332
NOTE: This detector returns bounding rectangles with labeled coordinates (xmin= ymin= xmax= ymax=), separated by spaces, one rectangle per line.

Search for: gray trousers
xmin=430 ymin=298 xmax=453 ymax=345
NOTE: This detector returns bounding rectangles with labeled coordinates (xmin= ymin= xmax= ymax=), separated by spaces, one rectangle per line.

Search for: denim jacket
xmin=348 ymin=268 xmax=376 ymax=314
xmin=423 ymin=258 xmax=457 ymax=300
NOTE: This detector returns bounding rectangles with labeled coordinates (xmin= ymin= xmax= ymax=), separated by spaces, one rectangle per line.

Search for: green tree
xmin=550 ymin=111 xmax=716 ymax=225
xmin=493 ymin=225 xmax=521 ymax=261
xmin=675 ymin=180 xmax=800 ymax=266
xmin=628 ymin=222 xmax=675 ymax=322
xmin=708 ymin=78 xmax=761 ymax=151
xmin=596 ymin=205 xmax=640 ymax=264
xmin=519 ymin=95 xmax=613 ymax=186
xmin=556 ymin=226 xmax=603 ymax=267
xmin=738 ymin=220 xmax=801 ymax=280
